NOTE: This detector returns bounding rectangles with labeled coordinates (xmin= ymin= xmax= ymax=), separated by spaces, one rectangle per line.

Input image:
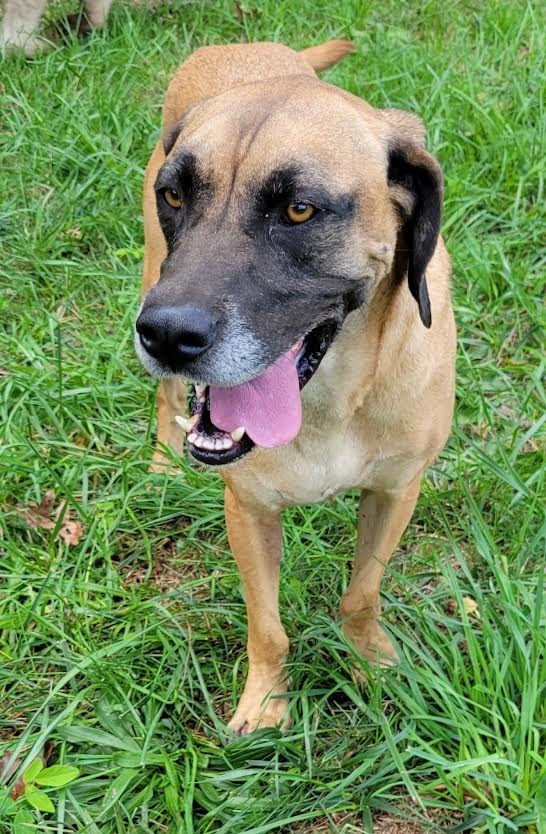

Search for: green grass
xmin=0 ymin=0 xmax=545 ymax=831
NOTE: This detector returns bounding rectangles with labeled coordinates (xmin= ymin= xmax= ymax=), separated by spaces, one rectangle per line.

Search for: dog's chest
xmin=233 ymin=420 xmax=387 ymax=508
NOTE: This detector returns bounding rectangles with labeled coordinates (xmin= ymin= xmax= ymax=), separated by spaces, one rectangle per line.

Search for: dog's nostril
xmin=178 ymin=330 xmax=209 ymax=349
xmin=136 ymin=304 xmax=217 ymax=368
xmin=138 ymin=325 xmax=158 ymax=350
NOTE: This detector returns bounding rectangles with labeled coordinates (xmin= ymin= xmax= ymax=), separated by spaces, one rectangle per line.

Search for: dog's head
xmin=136 ymin=75 xmax=443 ymax=465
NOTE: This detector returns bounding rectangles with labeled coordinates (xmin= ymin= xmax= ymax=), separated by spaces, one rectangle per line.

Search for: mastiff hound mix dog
xmin=135 ymin=39 xmax=456 ymax=734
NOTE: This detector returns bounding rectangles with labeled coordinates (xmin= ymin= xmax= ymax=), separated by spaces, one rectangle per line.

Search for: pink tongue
xmin=209 ymin=350 xmax=302 ymax=448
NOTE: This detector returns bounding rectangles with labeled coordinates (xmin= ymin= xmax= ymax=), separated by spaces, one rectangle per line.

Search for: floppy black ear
xmin=387 ymin=140 xmax=443 ymax=328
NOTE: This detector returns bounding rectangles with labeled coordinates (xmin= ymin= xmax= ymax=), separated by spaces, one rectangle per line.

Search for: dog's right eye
xmin=163 ymin=188 xmax=182 ymax=209
xmin=283 ymin=201 xmax=317 ymax=224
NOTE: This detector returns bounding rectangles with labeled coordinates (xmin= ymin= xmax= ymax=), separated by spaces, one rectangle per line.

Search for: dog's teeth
xmin=175 ymin=414 xmax=197 ymax=433
xmin=214 ymin=438 xmax=225 ymax=450
xmin=188 ymin=432 xmax=198 ymax=444
xmin=195 ymin=383 xmax=206 ymax=402
xmin=222 ymin=438 xmax=234 ymax=449
xmin=231 ymin=426 xmax=245 ymax=442
xmin=202 ymin=437 xmax=216 ymax=450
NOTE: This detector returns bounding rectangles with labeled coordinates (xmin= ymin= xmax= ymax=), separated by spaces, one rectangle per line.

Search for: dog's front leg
xmin=340 ymin=476 xmax=421 ymax=665
xmin=149 ymin=378 xmax=187 ymax=471
xmin=224 ymin=486 xmax=290 ymax=734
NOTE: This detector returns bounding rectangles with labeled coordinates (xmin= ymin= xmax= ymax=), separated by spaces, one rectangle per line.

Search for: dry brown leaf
xmin=0 ymin=750 xmax=20 ymax=782
xmin=18 ymin=491 xmax=83 ymax=546
xmin=6 ymin=742 xmax=55 ymax=800
xmin=445 ymin=598 xmax=457 ymax=614
xmin=58 ymin=519 xmax=83 ymax=546
xmin=18 ymin=490 xmax=56 ymax=531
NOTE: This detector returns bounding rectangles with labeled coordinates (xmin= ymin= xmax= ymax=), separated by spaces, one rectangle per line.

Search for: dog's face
xmin=136 ymin=76 xmax=443 ymax=465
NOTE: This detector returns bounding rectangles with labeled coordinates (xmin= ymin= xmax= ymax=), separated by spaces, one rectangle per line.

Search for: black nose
xmin=136 ymin=304 xmax=217 ymax=369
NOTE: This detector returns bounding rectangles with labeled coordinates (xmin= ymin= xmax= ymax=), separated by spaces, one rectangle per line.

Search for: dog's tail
xmin=299 ymin=39 xmax=355 ymax=72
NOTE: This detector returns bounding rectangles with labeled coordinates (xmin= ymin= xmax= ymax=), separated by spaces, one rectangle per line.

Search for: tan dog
xmin=136 ymin=40 xmax=456 ymax=734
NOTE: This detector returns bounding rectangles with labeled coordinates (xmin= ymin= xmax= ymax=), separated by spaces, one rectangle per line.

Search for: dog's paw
xmin=2 ymin=33 xmax=49 ymax=57
xmin=228 ymin=694 xmax=290 ymax=735
xmin=344 ymin=620 xmax=398 ymax=668
xmin=227 ymin=670 xmax=291 ymax=735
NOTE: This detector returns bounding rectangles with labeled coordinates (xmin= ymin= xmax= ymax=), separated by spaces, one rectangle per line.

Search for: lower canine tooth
xmin=175 ymin=414 xmax=198 ymax=432
xmin=188 ymin=432 xmax=197 ymax=444
xmin=231 ymin=426 xmax=245 ymax=442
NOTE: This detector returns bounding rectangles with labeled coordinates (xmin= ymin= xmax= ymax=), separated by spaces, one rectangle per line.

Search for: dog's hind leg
xmin=340 ymin=476 xmax=422 ymax=665
xmin=1 ymin=0 xmax=47 ymax=56
xmin=141 ymin=141 xmax=187 ymax=470
xmin=224 ymin=486 xmax=290 ymax=734
xmin=64 ymin=0 xmax=112 ymax=37
xmin=84 ymin=0 xmax=112 ymax=28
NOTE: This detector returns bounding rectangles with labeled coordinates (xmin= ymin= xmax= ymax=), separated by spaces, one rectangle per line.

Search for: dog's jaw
xmin=177 ymin=319 xmax=339 ymax=466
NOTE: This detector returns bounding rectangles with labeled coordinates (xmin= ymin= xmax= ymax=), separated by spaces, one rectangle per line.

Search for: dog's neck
xmin=302 ymin=277 xmax=423 ymax=424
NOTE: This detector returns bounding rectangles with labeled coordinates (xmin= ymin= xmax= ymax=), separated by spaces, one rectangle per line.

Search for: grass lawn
xmin=0 ymin=0 xmax=545 ymax=831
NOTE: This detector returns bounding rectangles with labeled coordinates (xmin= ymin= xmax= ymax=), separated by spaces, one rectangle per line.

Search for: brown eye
xmin=164 ymin=188 xmax=182 ymax=209
xmin=284 ymin=201 xmax=317 ymax=224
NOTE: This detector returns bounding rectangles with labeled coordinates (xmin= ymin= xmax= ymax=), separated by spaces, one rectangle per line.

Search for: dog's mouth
xmin=176 ymin=320 xmax=337 ymax=466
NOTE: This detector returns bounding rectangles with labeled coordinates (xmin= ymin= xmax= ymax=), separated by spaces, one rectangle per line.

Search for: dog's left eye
xmin=163 ymin=188 xmax=182 ymax=209
xmin=283 ymin=201 xmax=317 ymax=224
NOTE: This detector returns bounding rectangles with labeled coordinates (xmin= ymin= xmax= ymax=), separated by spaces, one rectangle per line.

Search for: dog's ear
xmin=163 ymin=121 xmax=182 ymax=156
xmin=379 ymin=107 xmax=442 ymax=327
xmin=386 ymin=135 xmax=443 ymax=329
xmin=381 ymin=108 xmax=427 ymax=147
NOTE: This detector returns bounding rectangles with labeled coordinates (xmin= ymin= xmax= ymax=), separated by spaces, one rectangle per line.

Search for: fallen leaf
xmin=58 ymin=519 xmax=83 ymax=546
xmin=64 ymin=226 xmax=82 ymax=239
xmin=18 ymin=490 xmax=56 ymax=531
xmin=10 ymin=777 xmax=26 ymax=801
xmin=462 ymin=596 xmax=480 ymax=618
xmin=0 ymin=751 xmax=20 ymax=782
xmin=18 ymin=492 xmax=83 ymax=546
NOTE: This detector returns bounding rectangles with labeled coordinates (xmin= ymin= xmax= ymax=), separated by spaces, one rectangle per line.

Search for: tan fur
xmin=141 ymin=40 xmax=456 ymax=734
